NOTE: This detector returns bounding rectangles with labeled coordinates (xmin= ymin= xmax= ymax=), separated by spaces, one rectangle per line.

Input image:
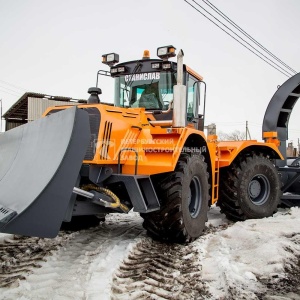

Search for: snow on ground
xmin=198 ymin=207 xmax=300 ymax=299
xmin=0 ymin=213 xmax=146 ymax=300
xmin=1 ymin=207 xmax=300 ymax=299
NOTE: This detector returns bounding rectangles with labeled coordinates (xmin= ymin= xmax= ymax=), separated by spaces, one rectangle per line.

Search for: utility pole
xmin=246 ymin=121 xmax=251 ymax=140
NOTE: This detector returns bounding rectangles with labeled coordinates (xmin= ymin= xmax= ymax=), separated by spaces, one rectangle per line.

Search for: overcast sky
xmin=0 ymin=0 xmax=299 ymax=142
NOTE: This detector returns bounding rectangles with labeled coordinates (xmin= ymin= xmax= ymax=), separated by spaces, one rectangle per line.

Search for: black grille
xmin=0 ymin=205 xmax=17 ymax=224
xmin=100 ymin=121 xmax=112 ymax=159
xmin=84 ymin=108 xmax=101 ymax=160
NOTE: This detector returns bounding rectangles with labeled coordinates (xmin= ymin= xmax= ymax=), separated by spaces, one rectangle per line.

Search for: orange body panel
xmin=43 ymin=105 xmax=283 ymax=205
xmin=185 ymin=66 xmax=203 ymax=81
xmin=43 ymin=104 xmax=208 ymax=175
xmin=217 ymin=140 xmax=283 ymax=168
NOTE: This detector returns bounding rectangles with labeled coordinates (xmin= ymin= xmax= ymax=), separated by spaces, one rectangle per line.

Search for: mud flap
xmin=0 ymin=107 xmax=90 ymax=238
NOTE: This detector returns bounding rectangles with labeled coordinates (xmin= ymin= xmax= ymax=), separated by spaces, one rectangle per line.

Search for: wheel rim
xmin=248 ymin=174 xmax=270 ymax=205
xmin=188 ymin=176 xmax=202 ymax=218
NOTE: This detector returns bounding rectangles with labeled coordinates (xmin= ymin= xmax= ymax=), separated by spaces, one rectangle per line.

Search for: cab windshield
xmin=114 ymin=71 xmax=176 ymax=110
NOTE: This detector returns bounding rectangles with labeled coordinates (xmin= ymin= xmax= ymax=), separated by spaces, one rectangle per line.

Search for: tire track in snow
xmin=111 ymin=238 xmax=211 ymax=300
xmin=0 ymin=207 xmax=232 ymax=299
xmin=1 ymin=213 xmax=145 ymax=299
xmin=0 ymin=233 xmax=74 ymax=288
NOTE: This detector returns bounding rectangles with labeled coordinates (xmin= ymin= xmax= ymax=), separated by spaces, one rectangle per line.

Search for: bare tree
xmin=217 ymin=130 xmax=246 ymax=141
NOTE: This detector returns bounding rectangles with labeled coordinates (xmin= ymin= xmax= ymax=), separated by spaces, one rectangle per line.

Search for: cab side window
xmin=186 ymin=75 xmax=199 ymax=122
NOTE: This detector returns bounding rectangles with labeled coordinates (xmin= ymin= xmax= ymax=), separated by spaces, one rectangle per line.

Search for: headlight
xmin=118 ymin=67 xmax=126 ymax=72
xmin=110 ymin=66 xmax=127 ymax=76
xmin=102 ymin=53 xmax=119 ymax=66
xmin=162 ymin=62 xmax=172 ymax=69
xmin=157 ymin=45 xmax=176 ymax=60
xmin=110 ymin=67 xmax=118 ymax=74
xmin=151 ymin=63 xmax=161 ymax=69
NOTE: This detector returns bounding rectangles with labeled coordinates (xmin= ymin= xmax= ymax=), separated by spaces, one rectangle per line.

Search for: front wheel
xmin=218 ymin=154 xmax=281 ymax=221
xmin=141 ymin=154 xmax=210 ymax=244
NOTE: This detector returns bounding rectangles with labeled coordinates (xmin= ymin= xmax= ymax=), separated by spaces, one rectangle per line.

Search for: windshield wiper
xmin=122 ymin=61 xmax=142 ymax=106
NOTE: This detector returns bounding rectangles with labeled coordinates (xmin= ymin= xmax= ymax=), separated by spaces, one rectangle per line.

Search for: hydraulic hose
xmin=82 ymin=184 xmax=129 ymax=213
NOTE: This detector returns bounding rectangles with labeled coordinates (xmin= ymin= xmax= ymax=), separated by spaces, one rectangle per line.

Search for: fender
xmin=218 ymin=140 xmax=283 ymax=168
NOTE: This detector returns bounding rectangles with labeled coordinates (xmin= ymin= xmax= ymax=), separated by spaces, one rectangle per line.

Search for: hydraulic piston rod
xmin=73 ymin=187 xmax=94 ymax=199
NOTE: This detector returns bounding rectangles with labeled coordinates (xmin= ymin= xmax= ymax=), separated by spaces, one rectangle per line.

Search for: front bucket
xmin=0 ymin=107 xmax=90 ymax=237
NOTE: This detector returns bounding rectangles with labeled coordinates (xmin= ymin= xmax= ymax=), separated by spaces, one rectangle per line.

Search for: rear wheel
xmin=141 ymin=154 xmax=210 ymax=244
xmin=218 ymin=154 xmax=281 ymax=221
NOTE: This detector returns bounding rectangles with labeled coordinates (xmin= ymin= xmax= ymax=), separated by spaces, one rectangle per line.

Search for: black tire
xmin=218 ymin=154 xmax=281 ymax=221
xmin=141 ymin=154 xmax=210 ymax=244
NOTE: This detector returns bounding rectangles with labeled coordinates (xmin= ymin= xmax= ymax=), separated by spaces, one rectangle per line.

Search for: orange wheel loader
xmin=1 ymin=45 xmax=297 ymax=244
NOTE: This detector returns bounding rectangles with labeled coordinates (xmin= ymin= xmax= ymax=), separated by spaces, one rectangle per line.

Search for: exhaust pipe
xmin=172 ymin=49 xmax=187 ymax=128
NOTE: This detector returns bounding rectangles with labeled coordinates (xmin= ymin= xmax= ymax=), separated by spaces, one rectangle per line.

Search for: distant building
xmin=3 ymin=92 xmax=85 ymax=131
xmin=286 ymin=141 xmax=299 ymax=157
xmin=205 ymin=123 xmax=216 ymax=135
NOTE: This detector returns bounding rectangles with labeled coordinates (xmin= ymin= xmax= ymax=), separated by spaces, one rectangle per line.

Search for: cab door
xmin=186 ymin=74 xmax=205 ymax=130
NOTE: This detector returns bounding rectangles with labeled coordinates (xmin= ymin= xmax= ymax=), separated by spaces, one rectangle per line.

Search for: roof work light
xmin=110 ymin=66 xmax=127 ymax=75
xmin=102 ymin=53 xmax=119 ymax=66
xmin=157 ymin=45 xmax=176 ymax=60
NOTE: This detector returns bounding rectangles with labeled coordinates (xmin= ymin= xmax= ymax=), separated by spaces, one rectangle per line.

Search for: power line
xmin=0 ymin=85 xmax=23 ymax=95
xmin=184 ymin=0 xmax=296 ymax=77
xmin=186 ymin=0 xmax=293 ymax=77
xmin=0 ymin=88 xmax=20 ymax=97
xmin=0 ymin=79 xmax=27 ymax=100
xmin=289 ymin=128 xmax=300 ymax=133
xmin=211 ymin=122 xmax=245 ymax=125
xmin=202 ymin=0 xmax=297 ymax=75
xmin=0 ymin=79 xmax=27 ymax=92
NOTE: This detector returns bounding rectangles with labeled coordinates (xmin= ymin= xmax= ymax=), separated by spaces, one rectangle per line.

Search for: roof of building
xmin=3 ymin=92 xmax=86 ymax=120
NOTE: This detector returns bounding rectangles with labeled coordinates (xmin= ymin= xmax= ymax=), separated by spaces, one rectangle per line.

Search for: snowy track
xmin=0 ymin=233 xmax=73 ymax=288
xmin=111 ymin=239 xmax=210 ymax=299
xmin=0 ymin=213 xmax=146 ymax=299
xmin=2 ymin=208 xmax=300 ymax=299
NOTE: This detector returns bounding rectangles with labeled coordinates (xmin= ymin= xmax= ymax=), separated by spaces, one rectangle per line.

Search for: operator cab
xmin=100 ymin=46 xmax=206 ymax=129
xmin=114 ymin=65 xmax=176 ymax=111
